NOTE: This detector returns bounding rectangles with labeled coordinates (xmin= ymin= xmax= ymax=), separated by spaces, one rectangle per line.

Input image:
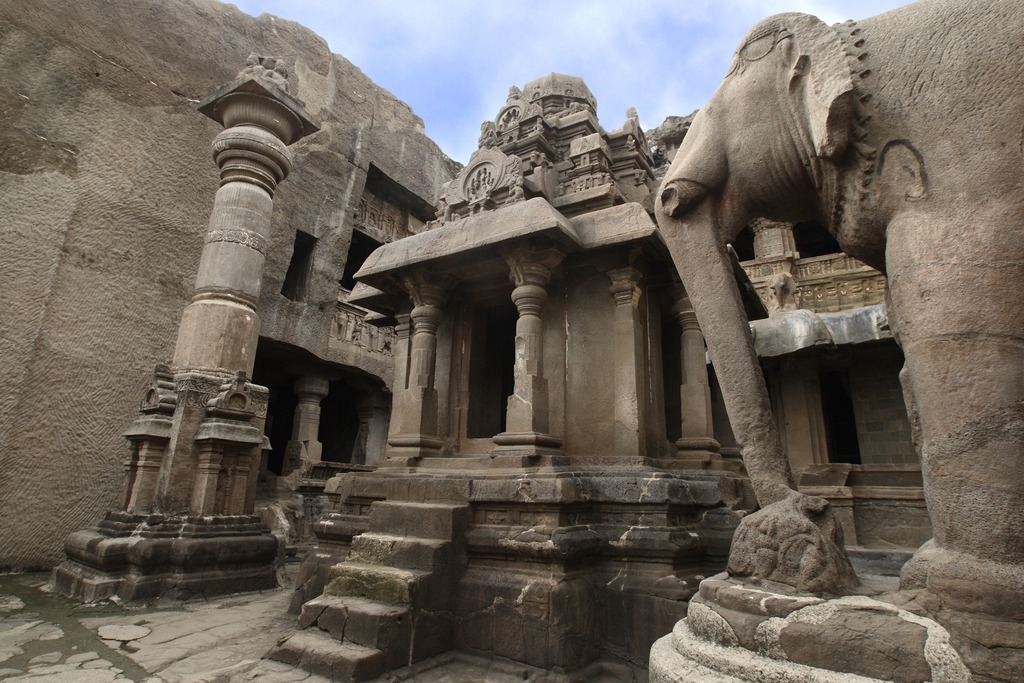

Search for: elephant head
xmin=656 ymin=13 xmax=858 ymax=510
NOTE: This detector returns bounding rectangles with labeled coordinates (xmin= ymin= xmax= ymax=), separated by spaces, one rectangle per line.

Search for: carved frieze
xmin=356 ymin=189 xmax=407 ymax=243
xmin=204 ymin=228 xmax=269 ymax=254
xmin=743 ymin=252 xmax=887 ymax=313
xmin=331 ymin=303 xmax=396 ymax=356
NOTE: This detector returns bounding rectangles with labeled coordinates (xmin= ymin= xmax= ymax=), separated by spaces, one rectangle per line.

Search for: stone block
xmin=410 ymin=611 xmax=455 ymax=662
xmin=271 ymin=630 xmax=385 ymax=682
xmin=316 ymin=602 xmax=350 ymax=640
xmin=778 ymin=608 xmax=931 ymax=682
xmin=325 ymin=562 xmax=423 ymax=605
xmin=349 ymin=533 xmax=451 ymax=572
xmin=367 ymin=501 xmax=468 ymax=540
xmin=341 ymin=597 xmax=410 ymax=653
xmin=296 ymin=595 xmax=335 ymax=630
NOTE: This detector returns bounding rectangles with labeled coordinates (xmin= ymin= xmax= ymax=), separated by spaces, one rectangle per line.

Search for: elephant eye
xmin=738 ymin=28 xmax=788 ymax=63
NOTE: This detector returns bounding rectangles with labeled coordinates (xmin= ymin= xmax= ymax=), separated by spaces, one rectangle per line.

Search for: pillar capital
xmin=293 ymin=375 xmax=330 ymax=400
xmin=671 ymin=293 xmax=701 ymax=332
xmin=502 ymin=244 xmax=564 ymax=288
xmin=607 ymin=267 xmax=643 ymax=308
xmin=400 ymin=271 xmax=451 ymax=309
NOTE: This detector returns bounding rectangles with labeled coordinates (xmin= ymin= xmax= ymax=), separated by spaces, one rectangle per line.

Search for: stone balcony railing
xmin=742 ymin=252 xmax=887 ymax=314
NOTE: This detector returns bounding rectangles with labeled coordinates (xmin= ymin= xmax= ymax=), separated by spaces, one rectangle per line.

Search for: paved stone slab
xmin=97 ymin=625 xmax=152 ymax=642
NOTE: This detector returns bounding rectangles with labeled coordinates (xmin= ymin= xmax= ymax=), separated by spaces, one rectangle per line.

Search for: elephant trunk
xmin=657 ymin=195 xmax=795 ymax=508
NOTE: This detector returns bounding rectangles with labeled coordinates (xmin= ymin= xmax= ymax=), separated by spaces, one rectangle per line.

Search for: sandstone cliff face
xmin=0 ymin=0 xmax=457 ymax=569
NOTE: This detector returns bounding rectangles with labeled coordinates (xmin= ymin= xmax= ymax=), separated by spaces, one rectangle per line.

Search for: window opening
xmin=282 ymin=230 xmax=316 ymax=301
xmin=340 ymin=229 xmax=382 ymax=291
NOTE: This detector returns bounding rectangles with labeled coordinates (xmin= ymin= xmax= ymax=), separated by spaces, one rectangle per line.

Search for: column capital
xmin=199 ymin=63 xmax=319 ymax=144
xmin=199 ymin=68 xmax=318 ymax=197
xmin=671 ymin=294 xmax=701 ymax=332
xmin=607 ymin=267 xmax=643 ymax=307
xmin=293 ymin=375 xmax=329 ymax=400
xmin=502 ymin=244 xmax=565 ymax=288
xmin=400 ymin=271 xmax=451 ymax=309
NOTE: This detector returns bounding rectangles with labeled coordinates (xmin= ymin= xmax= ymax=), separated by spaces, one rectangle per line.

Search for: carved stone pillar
xmin=384 ymin=276 xmax=446 ymax=462
xmin=673 ymin=294 xmax=721 ymax=468
xmin=606 ymin=267 xmax=647 ymax=458
xmin=154 ymin=73 xmax=317 ymax=513
xmin=174 ymin=78 xmax=317 ymax=376
xmin=289 ymin=375 xmax=330 ymax=466
xmin=493 ymin=246 xmax=563 ymax=458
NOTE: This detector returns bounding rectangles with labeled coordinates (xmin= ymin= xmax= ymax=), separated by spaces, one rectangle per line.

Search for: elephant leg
xmin=886 ymin=212 xmax=1024 ymax=679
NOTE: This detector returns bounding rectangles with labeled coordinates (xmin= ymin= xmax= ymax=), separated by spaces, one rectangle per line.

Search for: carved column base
xmin=51 ymin=510 xmax=278 ymax=603
xmin=382 ymin=433 xmax=443 ymax=465
xmin=492 ymin=431 xmax=563 ymax=460
xmin=672 ymin=436 xmax=730 ymax=470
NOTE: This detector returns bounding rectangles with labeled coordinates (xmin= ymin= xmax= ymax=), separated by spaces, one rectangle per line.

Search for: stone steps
xmin=270 ymin=628 xmax=386 ymax=682
xmin=275 ymin=500 xmax=468 ymax=680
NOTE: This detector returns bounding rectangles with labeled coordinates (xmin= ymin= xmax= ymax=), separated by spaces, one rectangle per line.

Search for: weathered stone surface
xmin=778 ymin=609 xmax=930 ymax=681
xmin=727 ymin=490 xmax=859 ymax=594
xmin=95 ymin=624 xmax=151 ymax=642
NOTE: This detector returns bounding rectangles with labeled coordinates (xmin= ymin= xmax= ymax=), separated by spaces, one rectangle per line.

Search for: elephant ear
xmin=786 ymin=14 xmax=856 ymax=160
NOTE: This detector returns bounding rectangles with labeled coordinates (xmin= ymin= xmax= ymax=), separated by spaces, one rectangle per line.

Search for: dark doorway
xmin=820 ymin=370 xmax=861 ymax=464
xmin=466 ymin=300 xmax=517 ymax=438
xmin=319 ymin=384 xmax=362 ymax=463
xmin=264 ymin=386 xmax=296 ymax=475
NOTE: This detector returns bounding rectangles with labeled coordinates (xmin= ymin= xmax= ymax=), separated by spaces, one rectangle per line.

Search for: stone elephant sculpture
xmin=655 ymin=0 xmax=1023 ymax=674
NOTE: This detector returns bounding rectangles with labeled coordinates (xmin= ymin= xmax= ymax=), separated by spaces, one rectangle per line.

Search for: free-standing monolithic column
xmin=151 ymin=64 xmax=318 ymax=514
xmin=672 ymin=293 xmax=722 ymax=468
xmin=54 ymin=58 xmax=317 ymax=603
xmin=493 ymin=245 xmax=564 ymax=458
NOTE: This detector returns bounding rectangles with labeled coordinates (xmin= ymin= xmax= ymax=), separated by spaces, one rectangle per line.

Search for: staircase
xmin=271 ymin=500 xmax=468 ymax=680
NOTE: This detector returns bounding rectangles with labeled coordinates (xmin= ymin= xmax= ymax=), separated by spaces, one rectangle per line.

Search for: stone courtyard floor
xmin=0 ymin=567 xmax=604 ymax=683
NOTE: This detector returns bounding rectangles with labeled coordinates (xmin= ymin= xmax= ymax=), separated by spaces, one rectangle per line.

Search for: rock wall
xmin=0 ymin=0 xmax=457 ymax=569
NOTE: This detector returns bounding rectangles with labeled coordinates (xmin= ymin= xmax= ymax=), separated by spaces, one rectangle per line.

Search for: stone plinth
xmin=284 ymin=467 xmax=736 ymax=679
xmin=52 ymin=511 xmax=278 ymax=602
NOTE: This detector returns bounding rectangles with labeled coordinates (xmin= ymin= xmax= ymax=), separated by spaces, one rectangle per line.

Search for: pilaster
xmin=672 ymin=293 xmax=722 ymax=469
xmin=606 ymin=267 xmax=647 ymax=458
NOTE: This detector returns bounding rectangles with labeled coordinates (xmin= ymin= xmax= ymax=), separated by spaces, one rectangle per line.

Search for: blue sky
xmin=227 ymin=0 xmax=910 ymax=163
